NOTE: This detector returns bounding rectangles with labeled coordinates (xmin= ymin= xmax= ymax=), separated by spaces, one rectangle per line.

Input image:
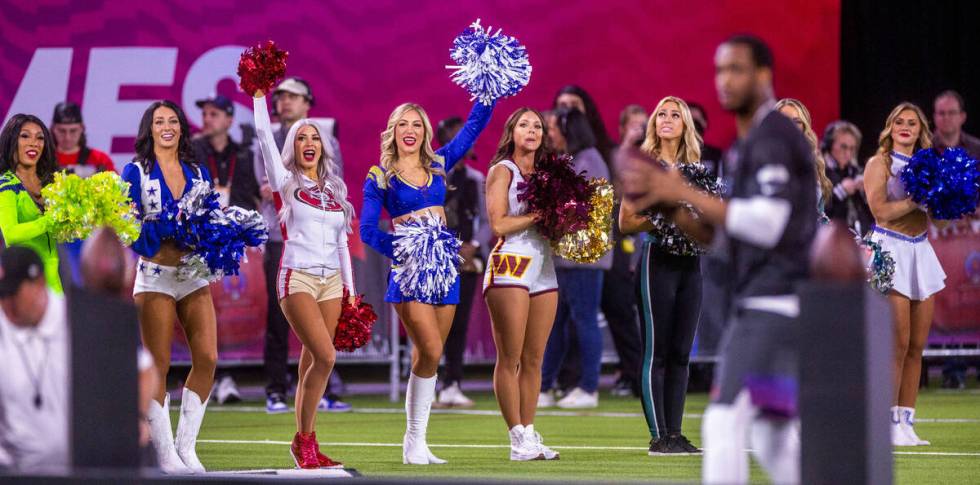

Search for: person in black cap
xmin=192 ymin=95 xmax=260 ymax=210
xmin=51 ymin=102 xmax=115 ymax=178
xmin=0 ymin=246 xmax=70 ymax=472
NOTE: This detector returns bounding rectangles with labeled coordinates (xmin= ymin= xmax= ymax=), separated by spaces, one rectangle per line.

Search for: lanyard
xmin=208 ymin=150 xmax=237 ymax=186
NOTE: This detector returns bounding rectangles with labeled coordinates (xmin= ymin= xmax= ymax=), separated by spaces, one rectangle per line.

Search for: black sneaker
xmin=647 ymin=437 xmax=669 ymax=456
xmin=667 ymin=433 xmax=702 ymax=454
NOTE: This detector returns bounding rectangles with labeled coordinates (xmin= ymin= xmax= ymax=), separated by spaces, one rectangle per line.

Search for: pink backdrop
xmin=2 ymin=0 xmax=845 ymax=362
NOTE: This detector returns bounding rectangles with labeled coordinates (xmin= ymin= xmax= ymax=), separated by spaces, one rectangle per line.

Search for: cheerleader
xmin=483 ymin=108 xmax=560 ymax=461
xmin=775 ymin=98 xmax=834 ymax=217
xmin=863 ymin=102 xmax=946 ymax=446
xmin=619 ymin=96 xmax=718 ymax=455
xmin=361 ymin=98 xmax=494 ymax=464
xmin=252 ymin=90 xmax=355 ymax=469
xmin=0 ymin=114 xmax=63 ymax=294
xmin=121 ymin=101 xmax=216 ymax=474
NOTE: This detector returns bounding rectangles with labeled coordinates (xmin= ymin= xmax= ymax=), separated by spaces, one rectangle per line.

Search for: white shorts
xmin=133 ymin=258 xmax=210 ymax=302
xmin=483 ymin=240 xmax=558 ymax=297
xmin=870 ymin=226 xmax=946 ymax=301
xmin=277 ymin=268 xmax=343 ymax=302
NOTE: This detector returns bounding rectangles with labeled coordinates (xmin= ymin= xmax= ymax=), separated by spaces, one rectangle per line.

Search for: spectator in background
xmin=932 ymin=90 xmax=980 ymax=158
xmin=258 ymin=77 xmax=351 ymax=414
xmin=820 ymin=120 xmax=874 ymax=235
xmin=193 ymin=95 xmax=260 ymax=210
xmin=553 ymin=85 xmax=615 ymax=165
xmin=50 ymin=102 xmax=118 ymax=286
xmin=687 ymin=102 xmax=724 ymax=179
xmin=601 ymin=104 xmax=647 ymax=398
xmin=0 ymin=246 xmax=69 ymax=472
xmin=51 ymin=102 xmax=115 ymax=177
xmin=192 ymin=95 xmax=262 ymax=406
xmin=539 ymin=108 xmax=611 ymax=409
xmin=434 ymin=116 xmax=490 ymax=408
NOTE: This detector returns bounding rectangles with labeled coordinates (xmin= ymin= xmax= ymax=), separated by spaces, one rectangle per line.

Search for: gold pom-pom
xmin=552 ymin=178 xmax=615 ymax=263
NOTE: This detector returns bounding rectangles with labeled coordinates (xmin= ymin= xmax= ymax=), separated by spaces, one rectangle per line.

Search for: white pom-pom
xmin=391 ymin=215 xmax=463 ymax=303
xmin=446 ymin=18 xmax=532 ymax=105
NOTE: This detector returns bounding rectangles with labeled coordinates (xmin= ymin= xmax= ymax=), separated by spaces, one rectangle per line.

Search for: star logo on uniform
xmin=138 ymin=262 xmax=147 ymax=273
xmin=152 ymin=266 xmax=162 ymax=275
xmin=149 ymin=200 xmax=159 ymax=210
xmin=148 ymin=186 xmax=157 ymax=196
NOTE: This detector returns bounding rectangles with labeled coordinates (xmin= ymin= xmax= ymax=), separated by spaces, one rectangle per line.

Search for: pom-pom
xmin=553 ymin=179 xmax=615 ymax=263
xmin=334 ymin=288 xmax=378 ymax=352
xmin=391 ymin=215 xmax=463 ymax=303
xmin=447 ymin=19 xmax=531 ymax=105
xmin=900 ymin=147 xmax=980 ymax=220
xmin=517 ymin=153 xmax=592 ymax=242
xmin=238 ymin=41 xmax=289 ymax=96
xmin=169 ymin=181 xmax=268 ymax=280
xmin=852 ymin=230 xmax=896 ymax=294
xmin=41 ymin=171 xmax=141 ymax=244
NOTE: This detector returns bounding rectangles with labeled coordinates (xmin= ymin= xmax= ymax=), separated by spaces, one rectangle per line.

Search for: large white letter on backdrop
xmin=3 ymin=48 xmax=73 ymax=126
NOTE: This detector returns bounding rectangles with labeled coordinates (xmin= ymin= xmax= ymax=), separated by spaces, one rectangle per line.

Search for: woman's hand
xmin=254 ymin=90 xmax=264 ymax=98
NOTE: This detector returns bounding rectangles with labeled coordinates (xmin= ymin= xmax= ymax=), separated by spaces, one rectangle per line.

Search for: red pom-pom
xmin=334 ymin=288 xmax=378 ymax=352
xmin=238 ymin=41 xmax=289 ymax=96
xmin=517 ymin=153 xmax=593 ymax=242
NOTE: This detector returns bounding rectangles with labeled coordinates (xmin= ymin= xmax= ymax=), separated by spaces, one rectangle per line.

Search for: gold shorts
xmin=277 ymin=268 xmax=343 ymax=302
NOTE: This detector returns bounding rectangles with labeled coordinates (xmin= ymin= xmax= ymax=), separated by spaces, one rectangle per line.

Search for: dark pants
xmin=441 ymin=271 xmax=478 ymax=388
xmin=637 ymin=243 xmax=702 ymax=438
xmin=263 ymin=241 xmax=291 ymax=397
xmin=602 ymin=267 xmax=642 ymax=390
xmin=542 ymin=268 xmax=605 ymax=393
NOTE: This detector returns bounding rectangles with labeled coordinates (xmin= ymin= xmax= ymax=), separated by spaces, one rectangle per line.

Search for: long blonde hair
xmin=640 ymin=96 xmax=701 ymax=165
xmin=775 ymin=98 xmax=833 ymax=204
xmin=378 ymin=103 xmax=444 ymax=186
xmin=279 ymin=119 xmax=354 ymax=231
xmin=874 ymin=102 xmax=932 ymax=173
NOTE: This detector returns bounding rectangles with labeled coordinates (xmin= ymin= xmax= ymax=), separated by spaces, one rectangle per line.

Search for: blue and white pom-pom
xmin=172 ymin=182 xmax=269 ymax=281
xmin=447 ymin=18 xmax=531 ymax=105
xmin=900 ymin=147 xmax=980 ymax=220
xmin=391 ymin=215 xmax=463 ymax=303
xmin=852 ymin=229 xmax=895 ymax=294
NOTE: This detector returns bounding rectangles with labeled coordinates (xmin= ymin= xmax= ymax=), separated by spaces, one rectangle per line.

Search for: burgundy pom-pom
xmin=517 ymin=153 xmax=593 ymax=242
xmin=238 ymin=41 xmax=289 ymax=96
xmin=334 ymin=288 xmax=378 ymax=352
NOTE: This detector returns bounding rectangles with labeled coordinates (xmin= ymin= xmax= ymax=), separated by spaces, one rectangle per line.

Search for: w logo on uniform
xmin=491 ymin=253 xmax=531 ymax=278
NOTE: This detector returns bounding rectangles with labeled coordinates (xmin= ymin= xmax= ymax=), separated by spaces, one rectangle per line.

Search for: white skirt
xmin=869 ymin=226 xmax=946 ymax=301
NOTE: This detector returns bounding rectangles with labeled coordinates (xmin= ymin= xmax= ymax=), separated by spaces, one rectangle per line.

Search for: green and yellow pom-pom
xmin=41 ymin=171 xmax=141 ymax=245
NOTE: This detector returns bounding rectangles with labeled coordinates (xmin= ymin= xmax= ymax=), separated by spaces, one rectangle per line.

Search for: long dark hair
xmin=551 ymin=85 xmax=612 ymax=163
xmin=555 ymin=107 xmax=596 ymax=156
xmin=0 ymin=114 xmax=59 ymax=186
xmin=133 ymin=100 xmax=197 ymax=173
xmin=490 ymin=107 xmax=552 ymax=166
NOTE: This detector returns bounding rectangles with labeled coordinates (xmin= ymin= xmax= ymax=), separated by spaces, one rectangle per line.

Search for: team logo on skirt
xmin=294 ymin=186 xmax=343 ymax=212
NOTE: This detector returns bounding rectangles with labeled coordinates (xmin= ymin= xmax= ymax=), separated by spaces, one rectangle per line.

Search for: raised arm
xmin=863 ymin=155 xmax=920 ymax=223
xmin=359 ymin=167 xmax=396 ymax=259
xmin=252 ymin=94 xmax=290 ymax=192
xmin=435 ymin=100 xmax=495 ymax=172
xmin=485 ymin=164 xmax=536 ymax=237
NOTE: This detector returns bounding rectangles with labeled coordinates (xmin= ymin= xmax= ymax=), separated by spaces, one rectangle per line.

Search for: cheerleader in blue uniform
xmin=121 ymin=100 xmax=216 ymax=475
xmin=360 ymin=99 xmax=494 ymax=464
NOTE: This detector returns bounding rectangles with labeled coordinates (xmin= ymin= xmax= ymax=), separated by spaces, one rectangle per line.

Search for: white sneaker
xmin=556 ymin=387 xmax=598 ymax=409
xmin=537 ymin=391 xmax=556 ymax=408
xmin=524 ymin=425 xmax=559 ymax=460
xmin=213 ymin=376 xmax=241 ymax=405
xmin=509 ymin=425 xmax=543 ymax=461
xmin=436 ymin=383 xmax=475 ymax=408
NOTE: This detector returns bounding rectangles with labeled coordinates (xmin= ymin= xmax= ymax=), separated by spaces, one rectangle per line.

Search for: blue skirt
xmin=384 ymin=269 xmax=461 ymax=305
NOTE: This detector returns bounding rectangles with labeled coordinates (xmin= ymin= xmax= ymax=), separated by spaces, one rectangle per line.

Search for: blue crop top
xmin=121 ymin=160 xmax=212 ymax=258
xmin=360 ymin=101 xmax=494 ymax=259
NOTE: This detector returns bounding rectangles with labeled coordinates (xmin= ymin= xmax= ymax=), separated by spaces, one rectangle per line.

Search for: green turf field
xmin=192 ymin=387 xmax=979 ymax=483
